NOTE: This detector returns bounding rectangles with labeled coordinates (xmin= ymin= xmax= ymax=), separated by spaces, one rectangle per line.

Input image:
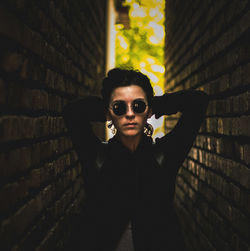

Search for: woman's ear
xmin=106 ymin=110 xmax=112 ymax=121
xmin=147 ymin=108 xmax=153 ymax=119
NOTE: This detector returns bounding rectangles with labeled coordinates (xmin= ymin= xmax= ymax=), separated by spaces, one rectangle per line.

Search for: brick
xmin=0 ymin=51 xmax=25 ymax=73
xmin=205 ymin=117 xmax=218 ymax=133
xmin=242 ymin=144 xmax=250 ymax=165
xmin=0 ymin=182 xmax=20 ymax=215
xmin=216 ymin=137 xmax=234 ymax=157
xmin=231 ymin=66 xmax=244 ymax=88
xmin=48 ymin=94 xmax=62 ymax=112
xmin=0 ymin=147 xmax=31 ymax=178
xmin=242 ymin=63 xmax=250 ymax=86
xmin=240 ymin=91 xmax=250 ymax=113
xmin=218 ymin=117 xmax=230 ymax=135
xmin=30 ymin=90 xmax=49 ymax=110
xmin=222 ymin=181 xmax=240 ymax=203
xmin=0 ymin=78 xmax=6 ymax=104
xmin=72 ymin=177 xmax=83 ymax=197
xmin=238 ymin=115 xmax=250 ymax=137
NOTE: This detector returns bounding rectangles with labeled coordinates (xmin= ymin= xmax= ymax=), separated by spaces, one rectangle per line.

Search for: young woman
xmin=63 ymin=68 xmax=209 ymax=251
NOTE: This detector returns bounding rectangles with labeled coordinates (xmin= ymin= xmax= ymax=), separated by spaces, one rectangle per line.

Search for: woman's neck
xmin=117 ymin=133 xmax=142 ymax=152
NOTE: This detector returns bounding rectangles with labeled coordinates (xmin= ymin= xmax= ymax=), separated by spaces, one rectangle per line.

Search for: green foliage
xmin=115 ymin=0 xmax=165 ymax=87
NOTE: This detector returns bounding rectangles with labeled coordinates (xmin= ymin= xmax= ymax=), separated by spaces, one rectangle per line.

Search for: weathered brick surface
xmin=0 ymin=0 xmax=106 ymax=250
xmin=165 ymin=0 xmax=250 ymax=250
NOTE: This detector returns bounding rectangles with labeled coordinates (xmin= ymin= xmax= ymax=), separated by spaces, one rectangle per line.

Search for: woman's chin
xmin=121 ymin=129 xmax=142 ymax=138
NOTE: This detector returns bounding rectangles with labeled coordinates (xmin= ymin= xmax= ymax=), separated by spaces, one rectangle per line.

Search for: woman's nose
xmin=125 ymin=105 xmax=135 ymax=117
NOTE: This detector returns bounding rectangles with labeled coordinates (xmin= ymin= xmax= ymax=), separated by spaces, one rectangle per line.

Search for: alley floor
xmin=116 ymin=223 xmax=134 ymax=251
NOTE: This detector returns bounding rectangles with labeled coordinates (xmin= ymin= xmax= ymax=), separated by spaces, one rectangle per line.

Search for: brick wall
xmin=164 ymin=0 xmax=249 ymax=250
xmin=0 ymin=0 xmax=107 ymax=250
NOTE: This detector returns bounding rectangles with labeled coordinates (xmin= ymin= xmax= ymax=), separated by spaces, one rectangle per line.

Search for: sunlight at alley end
xmin=0 ymin=0 xmax=249 ymax=251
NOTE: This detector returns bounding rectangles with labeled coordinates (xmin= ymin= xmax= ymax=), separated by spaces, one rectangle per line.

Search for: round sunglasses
xmin=110 ymin=99 xmax=148 ymax=116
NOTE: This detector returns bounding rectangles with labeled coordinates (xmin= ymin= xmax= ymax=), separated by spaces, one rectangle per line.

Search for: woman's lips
xmin=124 ymin=123 xmax=137 ymax=127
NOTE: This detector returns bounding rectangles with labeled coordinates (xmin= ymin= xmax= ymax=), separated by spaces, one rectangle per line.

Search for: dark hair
xmin=101 ymin=68 xmax=154 ymax=108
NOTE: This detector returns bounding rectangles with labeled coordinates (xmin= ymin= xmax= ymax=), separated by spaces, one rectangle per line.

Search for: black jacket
xmin=63 ymin=90 xmax=209 ymax=251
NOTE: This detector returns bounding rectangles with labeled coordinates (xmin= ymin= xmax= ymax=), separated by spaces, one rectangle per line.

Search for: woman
xmin=63 ymin=68 xmax=209 ymax=251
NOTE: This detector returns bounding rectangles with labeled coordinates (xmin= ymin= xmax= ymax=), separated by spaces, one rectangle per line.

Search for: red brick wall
xmin=164 ymin=0 xmax=249 ymax=250
xmin=0 ymin=0 xmax=107 ymax=250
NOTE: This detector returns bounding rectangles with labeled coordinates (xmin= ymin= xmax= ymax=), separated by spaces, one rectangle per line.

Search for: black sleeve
xmin=62 ymin=96 xmax=106 ymax=166
xmin=152 ymin=90 xmax=209 ymax=169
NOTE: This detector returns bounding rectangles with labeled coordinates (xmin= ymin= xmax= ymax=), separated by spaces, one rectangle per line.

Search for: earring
xmin=107 ymin=121 xmax=117 ymax=135
xmin=144 ymin=122 xmax=153 ymax=137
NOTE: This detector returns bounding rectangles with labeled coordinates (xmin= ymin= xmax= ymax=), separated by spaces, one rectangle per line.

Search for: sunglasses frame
xmin=109 ymin=99 xmax=148 ymax=116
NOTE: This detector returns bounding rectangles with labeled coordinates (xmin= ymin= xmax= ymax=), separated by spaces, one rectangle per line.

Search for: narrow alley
xmin=0 ymin=0 xmax=249 ymax=250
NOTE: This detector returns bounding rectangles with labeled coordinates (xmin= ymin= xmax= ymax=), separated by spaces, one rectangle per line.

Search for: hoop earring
xmin=107 ymin=121 xmax=117 ymax=135
xmin=144 ymin=122 xmax=153 ymax=137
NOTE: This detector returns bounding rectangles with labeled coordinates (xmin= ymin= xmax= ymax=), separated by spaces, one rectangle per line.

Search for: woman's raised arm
xmin=62 ymin=96 xmax=106 ymax=165
xmin=152 ymin=89 xmax=209 ymax=170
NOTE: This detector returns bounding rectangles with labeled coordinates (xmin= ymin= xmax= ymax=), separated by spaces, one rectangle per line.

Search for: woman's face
xmin=107 ymin=85 xmax=152 ymax=138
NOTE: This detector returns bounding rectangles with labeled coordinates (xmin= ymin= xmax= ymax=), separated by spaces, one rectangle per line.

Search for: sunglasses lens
xmin=112 ymin=102 xmax=126 ymax=116
xmin=133 ymin=100 xmax=146 ymax=113
xmin=112 ymin=100 xmax=147 ymax=116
